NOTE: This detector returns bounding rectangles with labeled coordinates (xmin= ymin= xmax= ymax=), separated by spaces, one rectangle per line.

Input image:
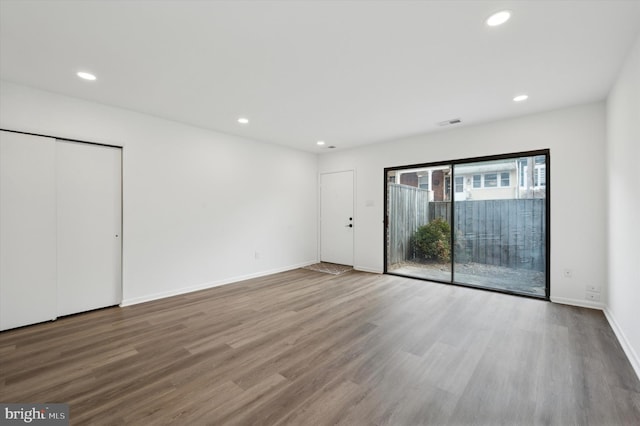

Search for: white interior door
xmin=0 ymin=131 xmax=57 ymax=330
xmin=57 ymin=140 xmax=122 ymax=317
xmin=320 ymin=171 xmax=354 ymax=265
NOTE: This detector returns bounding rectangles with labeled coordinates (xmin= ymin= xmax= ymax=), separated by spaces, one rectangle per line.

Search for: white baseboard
xmin=550 ymin=297 xmax=639 ymax=382
xmin=120 ymin=260 xmax=317 ymax=307
xmin=354 ymin=265 xmax=383 ymax=274
xmin=550 ymin=296 xmax=604 ymax=310
xmin=603 ymin=307 xmax=640 ymax=381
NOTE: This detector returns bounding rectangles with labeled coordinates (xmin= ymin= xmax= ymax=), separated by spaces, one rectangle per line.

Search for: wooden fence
xmin=387 ymin=184 xmax=431 ymax=265
xmin=388 ymin=184 xmax=546 ymax=271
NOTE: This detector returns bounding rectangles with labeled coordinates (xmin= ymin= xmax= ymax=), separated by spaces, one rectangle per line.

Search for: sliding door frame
xmin=384 ymin=149 xmax=550 ymax=300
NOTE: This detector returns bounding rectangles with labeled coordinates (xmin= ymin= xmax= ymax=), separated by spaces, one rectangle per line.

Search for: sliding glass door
xmin=385 ymin=151 xmax=549 ymax=298
xmin=386 ymin=165 xmax=452 ymax=282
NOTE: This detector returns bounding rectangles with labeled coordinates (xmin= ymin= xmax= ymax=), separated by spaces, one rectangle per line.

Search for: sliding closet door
xmin=56 ymin=140 xmax=122 ymax=316
xmin=0 ymin=131 xmax=57 ymax=330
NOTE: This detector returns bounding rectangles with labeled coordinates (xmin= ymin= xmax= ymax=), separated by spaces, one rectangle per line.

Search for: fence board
xmin=521 ymin=200 xmax=527 ymax=269
xmin=500 ymin=201 xmax=509 ymax=267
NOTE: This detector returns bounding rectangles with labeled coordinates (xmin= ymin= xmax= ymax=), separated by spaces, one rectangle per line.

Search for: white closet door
xmin=56 ymin=140 xmax=122 ymax=317
xmin=0 ymin=131 xmax=57 ymax=330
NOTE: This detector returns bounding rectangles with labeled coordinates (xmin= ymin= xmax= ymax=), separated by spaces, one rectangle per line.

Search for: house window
xmin=444 ymin=176 xmax=451 ymax=199
xmin=484 ymin=173 xmax=498 ymax=188
xmin=500 ymin=172 xmax=510 ymax=187
xmin=519 ymin=158 xmax=546 ymax=189
xmin=471 ymin=172 xmax=510 ymax=189
xmin=534 ymin=165 xmax=546 ymax=187
xmin=455 ymin=176 xmax=464 ymax=193
xmin=418 ymin=175 xmax=430 ymax=190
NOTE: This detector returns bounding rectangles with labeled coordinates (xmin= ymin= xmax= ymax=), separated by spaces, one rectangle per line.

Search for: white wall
xmin=605 ymin=33 xmax=640 ymax=378
xmin=0 ymin=80 xmax=318 ymax=305
xmin=319 ymin=102 xmax=607 ymax=308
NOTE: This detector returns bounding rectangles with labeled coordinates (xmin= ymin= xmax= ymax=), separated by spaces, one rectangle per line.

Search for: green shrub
xmin=413 ymin=218 xmax=451 ymax=262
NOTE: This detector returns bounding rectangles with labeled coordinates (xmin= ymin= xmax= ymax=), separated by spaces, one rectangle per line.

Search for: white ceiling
xmin=1 ymin=1 xmax=639 ymax=153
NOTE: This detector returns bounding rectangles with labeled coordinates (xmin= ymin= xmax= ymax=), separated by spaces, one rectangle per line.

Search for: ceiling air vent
xmin=437 ymin=118 xmax=462 ymax=126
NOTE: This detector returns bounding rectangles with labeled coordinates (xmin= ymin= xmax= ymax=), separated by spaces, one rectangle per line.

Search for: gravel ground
xmin=389 ymin=260 xmax=546 ymax=296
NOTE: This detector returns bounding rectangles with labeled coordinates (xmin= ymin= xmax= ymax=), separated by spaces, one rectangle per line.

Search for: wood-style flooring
xmin=1 ymin=269 xmax=639 ymax=425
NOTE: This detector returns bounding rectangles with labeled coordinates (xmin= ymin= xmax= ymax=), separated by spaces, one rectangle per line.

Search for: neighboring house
xmin=390 ymin=156 xmax=546 ymax=201
xmin=454 ymin=160 xmax=518 ymax=201
xmin=390 ymin=166 xmax=450 ymax=201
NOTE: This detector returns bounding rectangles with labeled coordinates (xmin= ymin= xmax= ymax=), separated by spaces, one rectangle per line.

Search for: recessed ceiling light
xmin=513 ymin=94 xmax=529 ymax=102
xmin=316 ymin=141 xmax=325 ymax=146
xmin=486 ymin=10 xmax=511 ymax=27
xmin=237 ymin=117 xmax=249 ymax=124
xmin=77 ymin=71 xmax=96 ymax=81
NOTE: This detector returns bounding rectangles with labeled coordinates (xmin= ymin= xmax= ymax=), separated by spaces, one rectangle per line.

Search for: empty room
xmin=1 ymin=1 xmax=639 ymax=425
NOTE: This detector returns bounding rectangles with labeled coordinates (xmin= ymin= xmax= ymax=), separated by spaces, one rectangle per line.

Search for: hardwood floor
xmin=1 ymin=269 xmax=639 ymax=425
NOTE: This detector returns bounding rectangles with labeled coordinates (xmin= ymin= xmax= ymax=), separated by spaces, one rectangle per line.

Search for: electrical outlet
xmin=586 ymin=284 xmax=601 ymax=293
xmin=563 ymin=269 xmax=573 ymax=279
xmin=585 ymin=292 xmax=600 ymax=302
